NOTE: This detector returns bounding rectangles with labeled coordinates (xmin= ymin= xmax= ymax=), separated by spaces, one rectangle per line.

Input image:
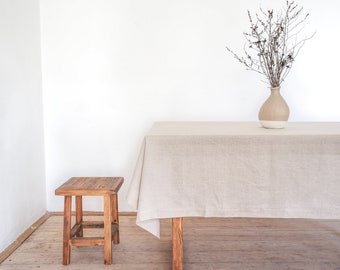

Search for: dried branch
xmin=226 ymin=1 xmax=313 ymax=88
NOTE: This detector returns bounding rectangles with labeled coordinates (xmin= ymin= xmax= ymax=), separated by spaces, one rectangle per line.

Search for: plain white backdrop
xmin=40 ymin=0 xmax=340 ymax=212
xmin=0 ymin=0 xmax=45 ymax=252
xmin=1 ymin=0 xmax=340 ymax=252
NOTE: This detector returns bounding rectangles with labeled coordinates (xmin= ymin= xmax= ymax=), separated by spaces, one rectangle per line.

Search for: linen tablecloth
xmin=127 ymin=122 xmax=340 ymax=237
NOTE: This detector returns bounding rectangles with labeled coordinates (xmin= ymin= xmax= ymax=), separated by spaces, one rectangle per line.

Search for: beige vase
xmin=258 ymin=86 xmax=290 ymax=129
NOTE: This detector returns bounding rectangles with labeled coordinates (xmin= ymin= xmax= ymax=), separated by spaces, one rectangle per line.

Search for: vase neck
xmin=271 ymin=86 xmax=281 ymax=91
xmin=271 ymin=86 xmax=281 ymax=94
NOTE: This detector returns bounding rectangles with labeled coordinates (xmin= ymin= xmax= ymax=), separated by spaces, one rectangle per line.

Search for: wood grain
xmin=172 ymin=218 xmax=183 ymax=270
xmin=55 ymin=177 xmax=124 ymax=196
xmin=62 ymin=196 xmax=71 ymax=265
xmin=55 ymin=177 xmax=124 ymax=265
xmin=103 ymin=194 xmax=112 ymax=264
xmin=75 ymin=196 xmax=83 ymax=237
xmin=0 ymin=212 xmax=51 ymax=264
xmin=2 ymin=215 xmax=340 ymax=269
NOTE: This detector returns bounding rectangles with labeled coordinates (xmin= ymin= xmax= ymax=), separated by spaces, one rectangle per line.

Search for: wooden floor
xmin=1 ymin=215 xmax=340 ymax=269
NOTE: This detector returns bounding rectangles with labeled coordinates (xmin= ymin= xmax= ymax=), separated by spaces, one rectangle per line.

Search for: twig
xmin=226 ymin=1 xmax=313 ymax=88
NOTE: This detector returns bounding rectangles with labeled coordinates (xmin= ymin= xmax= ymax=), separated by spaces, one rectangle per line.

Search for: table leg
xmin=75 ymin=195 xmax=83 ymax=237
xmin=63 ymin=196 xmax=72 ymax=265
xmin=104 ymin=194 xmax=112 ymax=264
xmin=172 ymin=217 xmax=183 ymax=270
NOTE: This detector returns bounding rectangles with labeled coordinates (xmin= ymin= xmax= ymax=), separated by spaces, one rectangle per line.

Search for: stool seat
xmin=55 ymin=177 xmax=124 ymax=265
xmin=55 ymin=177 xmax=123 ymax=196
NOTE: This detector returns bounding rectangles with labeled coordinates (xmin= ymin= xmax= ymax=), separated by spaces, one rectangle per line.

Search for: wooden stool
xmin=55 ymin=177 xmax=124 ymax=265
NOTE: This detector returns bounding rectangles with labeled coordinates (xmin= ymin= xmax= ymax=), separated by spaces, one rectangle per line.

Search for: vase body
xmin=258 ymin=86 xmax=289 ymax=129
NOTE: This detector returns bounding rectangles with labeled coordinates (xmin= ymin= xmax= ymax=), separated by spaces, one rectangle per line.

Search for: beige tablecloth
xmin=127 ymin=122 xmax=340 ymax=237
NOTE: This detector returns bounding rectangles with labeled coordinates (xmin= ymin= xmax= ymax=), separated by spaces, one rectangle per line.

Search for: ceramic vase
xmin=258 ymin=86 xmax=290 ymax=129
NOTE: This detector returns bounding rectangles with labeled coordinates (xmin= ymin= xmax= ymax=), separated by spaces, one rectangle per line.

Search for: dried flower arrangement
xmin=226 ymin=1 xmax=313 ymax=88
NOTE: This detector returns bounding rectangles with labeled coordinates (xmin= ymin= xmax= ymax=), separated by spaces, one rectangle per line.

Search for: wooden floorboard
xmin=1 ymin=215 xmax=340 ymax=269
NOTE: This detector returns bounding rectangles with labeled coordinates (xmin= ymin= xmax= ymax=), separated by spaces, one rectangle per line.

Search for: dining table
xmin=127 ymin=121 xmax=340 ymax=270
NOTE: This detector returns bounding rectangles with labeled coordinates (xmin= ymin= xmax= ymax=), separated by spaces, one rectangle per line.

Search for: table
xmin=127 ymin=122 xmax=340 ymax=270
xmin=55 ymin=177 xmax=124 ymax=265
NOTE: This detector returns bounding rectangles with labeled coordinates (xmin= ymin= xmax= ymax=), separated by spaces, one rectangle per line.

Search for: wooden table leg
xmin=63 ymin=196 xmax=72 ymax=265
xmin=104 ymin=194 xmax=112 ymax=265
xmin=75 ymin=195 xmax=83 ymax=237
xmin=172 ymin=217 xmax=183 ymax=270
xmin=112 ymin=193 xmax=120 ymax=244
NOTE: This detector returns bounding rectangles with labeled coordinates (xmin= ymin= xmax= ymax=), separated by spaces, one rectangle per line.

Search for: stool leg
xmin=112 ymin=193 xmax=120 ymax=244
xmin=63 ymin=196 xmax=72 ymax=265
xmin=75 ymin=196 xmax=83 ymax=237
xmin=104 ymin=194 xmax=112 ymax=265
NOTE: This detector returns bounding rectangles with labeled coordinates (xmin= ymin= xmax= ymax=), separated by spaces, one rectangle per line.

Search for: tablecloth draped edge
xmin=126 ymin=138 xmax=146 ymax=210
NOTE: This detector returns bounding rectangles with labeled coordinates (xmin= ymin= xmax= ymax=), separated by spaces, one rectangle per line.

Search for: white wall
xmin=40 ymin=0 xmax=340 ymax=212
xmin=0 ymin=0 xmax=46 ymax=252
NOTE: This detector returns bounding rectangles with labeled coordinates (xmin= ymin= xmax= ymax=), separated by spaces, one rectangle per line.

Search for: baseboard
xmin=0 ymin=211 xmax=51 ymax=264
xmin=0 ymin=211 xmax=137 ymax=264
